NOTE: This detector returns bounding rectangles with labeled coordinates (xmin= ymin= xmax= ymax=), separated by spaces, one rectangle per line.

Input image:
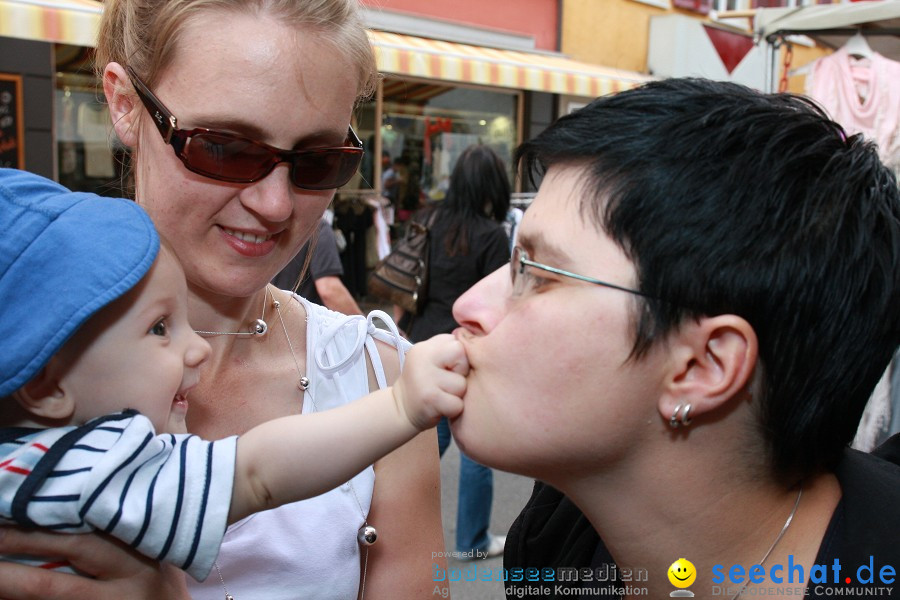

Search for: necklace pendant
xmin=225 ymin=595 xmax=234 ymax=600
xmin=298 ymin=376 xmax=310 ymax=391
xmin=251 ymin=318 xmax=268 ymax=336
xmin=358 ymin=524 xmax=378 ymax=546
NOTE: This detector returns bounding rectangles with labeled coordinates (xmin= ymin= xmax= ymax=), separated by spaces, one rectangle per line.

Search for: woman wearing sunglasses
xmin=0 ymin=1 xmax=445 ymax=599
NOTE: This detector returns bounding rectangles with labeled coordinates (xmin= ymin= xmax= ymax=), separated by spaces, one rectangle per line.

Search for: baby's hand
xmin=393 ymin=334 xmax=469 ymax=430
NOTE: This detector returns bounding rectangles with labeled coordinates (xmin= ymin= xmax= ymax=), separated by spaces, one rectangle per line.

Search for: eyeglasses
xmin=126 ymin=66 xmax=364 ymax=190
xmin=511 ymin=246 xmax=654 ymax=299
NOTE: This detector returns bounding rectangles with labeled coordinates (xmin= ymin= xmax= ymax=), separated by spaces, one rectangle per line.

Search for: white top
xmin=806 ymin=47 xmax=900 ymax=173
xmin=0 ymin=411 xmax=236 ymax=580
xmin=187 ymin=298 xmax=409 ymax=600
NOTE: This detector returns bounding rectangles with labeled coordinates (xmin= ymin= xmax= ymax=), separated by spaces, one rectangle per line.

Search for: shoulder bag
xmin=367 ymin=210 xmax=438 ymax=315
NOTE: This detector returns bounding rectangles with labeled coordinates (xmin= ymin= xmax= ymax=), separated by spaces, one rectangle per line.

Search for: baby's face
xmin=58 ymin=247 xmax=210 ymax=433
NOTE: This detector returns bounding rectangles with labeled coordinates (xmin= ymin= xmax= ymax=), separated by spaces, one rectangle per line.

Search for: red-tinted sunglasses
xmin=126 ymin=66 xmax=364 ymax=190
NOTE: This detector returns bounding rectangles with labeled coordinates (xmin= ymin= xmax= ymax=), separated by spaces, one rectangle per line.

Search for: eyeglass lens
xmin=510 ymin=246 xmax=527 ymax=296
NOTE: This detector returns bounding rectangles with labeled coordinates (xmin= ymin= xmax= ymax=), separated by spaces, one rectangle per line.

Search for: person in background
xmin=384 ymin=155 xmax=410 ymax=220
xmin=272 ymin=216 xmax=363 ymax=315
xmin=401 ymin=144 xmax=511 ymax=560
xmin=449 ymin=78 xmax=900 ymax=599
xmin=0 ymin=1 xmax=446 ymax=598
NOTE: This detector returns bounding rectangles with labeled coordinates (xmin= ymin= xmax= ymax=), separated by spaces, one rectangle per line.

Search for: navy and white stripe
xmin=0 ymin=411 xmax=237 ymax=580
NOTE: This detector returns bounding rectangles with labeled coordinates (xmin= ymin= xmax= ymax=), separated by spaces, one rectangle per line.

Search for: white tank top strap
xmin=312 ymin=306 xmax=409 ymax=391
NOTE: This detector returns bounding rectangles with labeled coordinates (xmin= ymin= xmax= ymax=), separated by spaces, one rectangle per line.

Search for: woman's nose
xmin=239 ymin=164 xmax=296 ymax=223
xmin=452 ymin=266 xmax=509 ymax=336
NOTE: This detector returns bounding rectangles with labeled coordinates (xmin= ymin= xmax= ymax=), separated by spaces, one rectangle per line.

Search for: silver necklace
xmin=213 ymin=288 xmax=377 ymax=600
xmin=730 ymin=486 xmax=803 ymax=600
xmin=194 ymin=288 xmax=270 ymax=337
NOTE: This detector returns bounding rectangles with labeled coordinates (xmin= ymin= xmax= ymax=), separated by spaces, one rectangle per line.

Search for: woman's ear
xmin=658 ymin=314 xmax=758 ymax=425
xmin=13 ymin=363 xmax=75 ymax=422
xmin=103 ymin=62 xmax=141 ymax=148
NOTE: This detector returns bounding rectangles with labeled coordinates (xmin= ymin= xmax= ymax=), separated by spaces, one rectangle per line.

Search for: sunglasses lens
xmin=291 ymin=148 xmax=363 ymax=190
xmin=182 ymin=133 xmax=272 ymax=182
xmin=181 ymin=131 xmax=362 ymax=188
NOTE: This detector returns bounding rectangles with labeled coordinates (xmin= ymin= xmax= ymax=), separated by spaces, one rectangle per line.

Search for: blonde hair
xmin=95 ymin=0 xmax=377 ymax=100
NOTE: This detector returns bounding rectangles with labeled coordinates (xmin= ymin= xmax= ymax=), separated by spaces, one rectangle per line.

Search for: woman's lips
xmin=219 ymin=226 xmax=277 ymax=257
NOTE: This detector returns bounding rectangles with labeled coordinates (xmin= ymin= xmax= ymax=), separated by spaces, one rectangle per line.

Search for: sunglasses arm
xmin=126 ymin=66 xmax=177 ymax=144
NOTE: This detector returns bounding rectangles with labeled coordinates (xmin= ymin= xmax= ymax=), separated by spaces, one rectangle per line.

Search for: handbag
xmin=367 ymin=211 xmax=437 ymax=315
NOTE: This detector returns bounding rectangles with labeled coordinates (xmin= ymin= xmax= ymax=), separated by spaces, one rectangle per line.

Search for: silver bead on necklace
xmin=195 ymin=288 xmax=270 ymax=337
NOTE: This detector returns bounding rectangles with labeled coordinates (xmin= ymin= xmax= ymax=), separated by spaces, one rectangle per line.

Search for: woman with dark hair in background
xmin=401 ymin=143 xmax=511 ymax=559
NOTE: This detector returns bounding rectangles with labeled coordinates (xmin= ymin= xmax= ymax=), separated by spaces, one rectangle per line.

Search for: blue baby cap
xmin=0 ymin=168 xmax=160 ymax=397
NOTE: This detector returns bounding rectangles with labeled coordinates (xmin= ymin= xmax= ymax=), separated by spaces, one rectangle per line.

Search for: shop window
xmin=351 ymin=96 xmax=378 ymax=192
xmin=55 ymin=45 xmax=127 ymax=196
xmin=374 ymin=78 xmax=518 ymax=217
xmin=712 ymin=0 xmax=831 ymax=9
xmin=674 ymin=0 xmax=712 ymax=14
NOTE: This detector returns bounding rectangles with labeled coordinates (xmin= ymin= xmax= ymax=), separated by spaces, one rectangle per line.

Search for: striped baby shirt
xmin=0 ymin=409 xmax=237 ymax=581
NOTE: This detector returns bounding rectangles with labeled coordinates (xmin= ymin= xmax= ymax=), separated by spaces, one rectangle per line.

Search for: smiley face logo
xmin=668 ymin=558 xmax=697 ymax=588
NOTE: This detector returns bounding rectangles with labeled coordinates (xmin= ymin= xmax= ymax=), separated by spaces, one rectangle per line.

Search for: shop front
xmin=0 ymin=0 xmax=103 ymax=180
xmin=357 ymin=30 xmax=653 ymax=201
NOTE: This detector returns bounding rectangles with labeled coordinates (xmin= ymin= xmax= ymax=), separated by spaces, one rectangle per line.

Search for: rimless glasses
xmin=510 ymin=246 xmax=655 ymax=299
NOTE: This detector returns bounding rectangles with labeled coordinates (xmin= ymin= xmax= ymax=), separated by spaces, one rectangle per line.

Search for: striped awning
xmin=0 ymin=6 xmax=651 ymax=97
xmin=369 ymin=30 xmax=653 ymax=97
xmin=0 ymin=0 xmax=101 ymax=46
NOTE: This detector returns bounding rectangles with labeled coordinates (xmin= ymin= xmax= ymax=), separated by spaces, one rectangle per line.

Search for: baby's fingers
xmin=430 ymin=378 xmax=465 ymax=421
xmin=435 ymin=367 xmax=467 ymax=399
xmin=447 ymin=348 xmax=469 ymax=376
xmin=424 ymin=334 xmax=469 ymax=375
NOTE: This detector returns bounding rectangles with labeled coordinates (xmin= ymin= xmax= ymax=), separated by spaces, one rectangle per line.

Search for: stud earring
xmin=669 ymin=403 xmax=693 ymax=428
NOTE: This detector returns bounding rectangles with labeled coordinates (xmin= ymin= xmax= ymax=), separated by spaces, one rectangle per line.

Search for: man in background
xmin=272 ymin=217 xmax=363 ymax=315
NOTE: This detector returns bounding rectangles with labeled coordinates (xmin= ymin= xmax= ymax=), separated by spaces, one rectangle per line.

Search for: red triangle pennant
xmin=703 ymin=25 xmax=755 ymax=75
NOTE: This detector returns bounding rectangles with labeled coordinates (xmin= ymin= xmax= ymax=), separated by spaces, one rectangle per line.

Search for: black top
xmin=404 ymin=207 xmax=509 ymax=343
xmin=272 ymin=219 xmax=343 ymax=305
xmin=504 ymin=434 xmax=900 ymax=599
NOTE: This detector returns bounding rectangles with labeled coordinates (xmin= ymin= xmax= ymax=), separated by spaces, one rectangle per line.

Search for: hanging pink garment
xmin=806 ymin=47 xmax=900 ymax=173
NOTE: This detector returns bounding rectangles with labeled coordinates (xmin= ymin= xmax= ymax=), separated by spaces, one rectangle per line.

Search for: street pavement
xmin=437 ymin=440 xmax=535 ymax=600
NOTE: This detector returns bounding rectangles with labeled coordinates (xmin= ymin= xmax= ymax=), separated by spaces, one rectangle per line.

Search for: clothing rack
xmin=335 ymin=188 xmax=379 ymax=197
xmin=510 ymin=192 xmax=535 ymax=209
xmin=766 ymin=28 xmax=900 ymax=45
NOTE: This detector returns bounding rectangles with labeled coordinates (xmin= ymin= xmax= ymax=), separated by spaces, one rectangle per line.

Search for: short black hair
xmin=517 ymin=78 xmax=900 ymax=481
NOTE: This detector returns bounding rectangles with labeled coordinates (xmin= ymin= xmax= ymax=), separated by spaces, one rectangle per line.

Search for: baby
xmin=0 ymin=168 xmax=466 ymax=580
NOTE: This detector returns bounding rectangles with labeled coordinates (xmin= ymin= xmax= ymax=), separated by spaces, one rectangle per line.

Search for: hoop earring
xmin=669 ymin=403 xmax=693 ymax=428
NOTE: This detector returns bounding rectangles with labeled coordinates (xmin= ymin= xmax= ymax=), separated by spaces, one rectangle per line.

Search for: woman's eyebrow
xmin=181 ymin=115 xmax=345 ymax=148
xmin=517 ymin=231 xmax=571 ymax=267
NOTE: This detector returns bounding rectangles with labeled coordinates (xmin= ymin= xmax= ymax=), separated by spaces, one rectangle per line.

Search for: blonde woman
xmin=0 ymin=1 xmax=445 ymax=598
